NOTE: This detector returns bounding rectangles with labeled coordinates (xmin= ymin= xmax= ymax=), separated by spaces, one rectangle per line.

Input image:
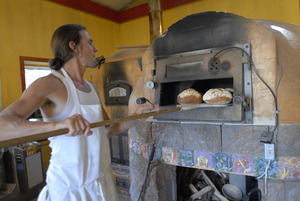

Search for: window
xmin=24 ymin=66 xmax=52 ymax=89
xmin=20 ymin=56 xmax=51 ymax=91
xmin=20 ymin=56 xmax=51 ymax=118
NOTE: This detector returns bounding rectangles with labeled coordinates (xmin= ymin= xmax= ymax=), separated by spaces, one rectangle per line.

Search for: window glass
xmin=25 ymin=67 xmax=52 ymax=88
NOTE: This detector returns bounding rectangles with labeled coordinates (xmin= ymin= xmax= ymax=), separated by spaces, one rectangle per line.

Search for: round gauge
xmin=146 ymin=80 xmax=155 ymax=89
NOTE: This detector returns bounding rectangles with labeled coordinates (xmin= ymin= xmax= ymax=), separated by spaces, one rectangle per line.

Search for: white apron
xmin=38 ymin=69 xmax=117 ymax=201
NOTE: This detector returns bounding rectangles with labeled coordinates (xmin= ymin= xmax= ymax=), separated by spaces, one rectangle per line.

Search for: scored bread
xmin=177 ymin=88 xmax=203 ymax=104
xmin=203 ymin=88 xmax=232 ymax=104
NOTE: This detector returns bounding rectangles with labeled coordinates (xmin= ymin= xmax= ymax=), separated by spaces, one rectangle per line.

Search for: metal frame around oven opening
xmin=152 ymin=43 xmax=253 ymax=124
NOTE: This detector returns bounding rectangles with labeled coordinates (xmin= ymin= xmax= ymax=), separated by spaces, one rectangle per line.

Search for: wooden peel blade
xmin=0 ymin=106 xmax=185 ymax=148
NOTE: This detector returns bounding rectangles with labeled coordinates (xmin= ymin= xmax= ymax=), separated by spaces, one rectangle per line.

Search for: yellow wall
xmin=163 ymin=0 xmax=300 ymax=29
xmin=0 ymin=0 xmax=299 ymax=108
xmin=120 ymin=0 xmax=300 ymax=46
xmin=120 ymin=16 xmax=151 ymax=46
xmin=0 ymin=0 xmax=121 ymax=108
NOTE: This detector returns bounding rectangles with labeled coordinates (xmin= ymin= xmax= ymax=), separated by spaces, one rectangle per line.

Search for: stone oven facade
xmin=96 ymin=12 xmax=300 ymax=201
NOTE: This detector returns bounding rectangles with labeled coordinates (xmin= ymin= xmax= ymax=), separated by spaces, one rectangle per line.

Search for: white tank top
xmin=39 ymin=68 xmax=117 ymax=201
xmin=44 ymin=71 xmax=99 ymax=122
xmin=76 ymin=86 xmax=99 ymax=105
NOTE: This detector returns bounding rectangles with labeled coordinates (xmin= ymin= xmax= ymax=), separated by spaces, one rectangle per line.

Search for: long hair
xmin=49 ymin=24 xmax=86 ymax=70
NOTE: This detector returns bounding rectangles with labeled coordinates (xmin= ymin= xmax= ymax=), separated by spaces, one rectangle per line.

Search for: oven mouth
xmin=153 ymin=43 xmax=253 ymax=123
xmin=159 ymin=77 xmax=233 ymax=107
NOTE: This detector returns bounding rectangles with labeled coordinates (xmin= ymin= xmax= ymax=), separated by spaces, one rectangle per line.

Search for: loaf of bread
xmin=203 ymin=88 xmax=232 ymax=104
xmin=177 ymin=88 xmax=203 ymax=104
xmin=225 ymin=88 xmax=233 ymax=93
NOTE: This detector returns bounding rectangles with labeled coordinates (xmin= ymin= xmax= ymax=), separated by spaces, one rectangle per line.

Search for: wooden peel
xmin=0 ymin=107 xmax=182 ymax=148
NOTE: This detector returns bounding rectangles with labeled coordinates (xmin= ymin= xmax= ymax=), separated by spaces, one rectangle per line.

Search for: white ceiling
xmin=90 ymin=0 xmax=134 ymax=11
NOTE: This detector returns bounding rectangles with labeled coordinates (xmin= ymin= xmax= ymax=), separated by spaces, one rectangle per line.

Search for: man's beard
xmin=86 ymin=56 xmax=105 ymax=68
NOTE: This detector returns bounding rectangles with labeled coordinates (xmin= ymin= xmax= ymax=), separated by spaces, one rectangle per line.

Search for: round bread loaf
xmin=177 ymin=88 xmax=203 ymax=104
xmin=203 ymin=88 xmax=232 ymax=104
xmin=225 ymin=88 xmax=233 ymax=93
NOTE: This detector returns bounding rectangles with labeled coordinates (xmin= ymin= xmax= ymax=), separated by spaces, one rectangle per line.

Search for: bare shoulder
xmin=32 ymin=73 xmax=67 ymax=104
xmin=25 ymin=73 xmax=67 ymax=118
xmin=29 ymin=74 xmax=64 ymax=95
xmin=21 ymin=73 xmax=67 ymax=110
xmin=0 ymin=74 xmax=66 ymax=119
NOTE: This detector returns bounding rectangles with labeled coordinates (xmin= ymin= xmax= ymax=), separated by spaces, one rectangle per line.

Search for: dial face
xmin=109 ymin=87 xmax=127 ymax=97
xmin=146 ymin=80 xmax=155 ymax=89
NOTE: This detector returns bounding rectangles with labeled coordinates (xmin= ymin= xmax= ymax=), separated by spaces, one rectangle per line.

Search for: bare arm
xmin=0 ymin=75 xmax=91 ymax=142
xmin=106 ymin=104 xmax=160 ymax=137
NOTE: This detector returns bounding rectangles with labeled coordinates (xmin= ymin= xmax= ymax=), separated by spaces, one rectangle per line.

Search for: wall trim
xmin=48 ymin=0 xmax=197 ymax=23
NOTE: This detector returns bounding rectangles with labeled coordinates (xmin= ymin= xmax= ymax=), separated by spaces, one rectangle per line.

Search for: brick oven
xmin=125 ymin=12 xmax=300 ymax=201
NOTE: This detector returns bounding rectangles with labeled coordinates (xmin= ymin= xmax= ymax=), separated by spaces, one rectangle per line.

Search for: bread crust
xmin=203 ymin=88 xmax=232 ymax=104
xmin=177 ymin=88 xmax=203 ymax=104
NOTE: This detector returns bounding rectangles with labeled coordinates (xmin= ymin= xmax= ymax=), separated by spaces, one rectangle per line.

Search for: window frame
xmin=19 ymin=56 xmax=50 ymax=92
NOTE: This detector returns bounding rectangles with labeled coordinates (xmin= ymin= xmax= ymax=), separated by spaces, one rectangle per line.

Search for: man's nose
xmin=94 ymin=45 xmax=98 ymax=52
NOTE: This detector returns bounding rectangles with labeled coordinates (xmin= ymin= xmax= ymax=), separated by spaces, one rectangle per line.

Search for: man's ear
xmin=69 ymin=41 xmax=76 ymax=51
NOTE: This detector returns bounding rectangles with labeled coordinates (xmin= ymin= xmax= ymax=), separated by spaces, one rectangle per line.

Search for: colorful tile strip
xmin=278 ymin=157 xmax=300 ymax=179
xmin=129 ymin=138 xmax=300 ymax=180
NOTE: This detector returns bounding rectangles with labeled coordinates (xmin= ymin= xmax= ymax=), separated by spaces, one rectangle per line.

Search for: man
xmin=0 ymin=24 xmax=157 ymax=200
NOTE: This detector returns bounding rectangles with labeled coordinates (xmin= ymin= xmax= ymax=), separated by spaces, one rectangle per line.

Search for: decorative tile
xmin=132 ymin=141 xmax=137 ymax=153
xmin=213 ymin=153 xmax=232 ymax=172
xmin=178 ymin=149 xmax=194 ymax=167
xmin=153 ymin=146 xmax=162 ymax=161
xmin=193 ymin=151 xmax=214 ymax=169
xmin=254 ymin=157 xmax=278 ymax=178
xmin=232 ymin=155 xmax=254 ymax=176
xmin=130 ymin=138 xmax=299 ymax=180
xmin=278 ymin=157 xmax=300 ymax=179
xmin=162 ymin=147 xmax=178 ymax=165
xmin=134 ymin=142 xmax=141 ymax=155
xmin=140 ymin=143 xmax=149 ymax=159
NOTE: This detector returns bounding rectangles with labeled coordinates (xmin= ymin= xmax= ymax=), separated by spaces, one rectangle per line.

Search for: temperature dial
xmin=146 ymin=80 xmax=155 ymax=89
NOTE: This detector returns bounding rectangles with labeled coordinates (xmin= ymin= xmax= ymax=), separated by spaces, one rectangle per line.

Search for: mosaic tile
xmin=134 ymin=142 xmax=141 ymax=155
xmin=129 ymin=139 xmax=299 ymax=180
xmin=254 ymin=157 xmax=278 ymax=178
xmin=213 ymin=153 xmax=232 ymax=172
xmin=132 ymin=141 xmax=137 ymax=153
xmin=232 ymin=154 xmax=255 ymax=176
xmin=278 ymin=157 xmax=300 ymax=179
xmin=178 ymin=149 xmax=194 ymax=167
xmin=193 ymin=151 xmax=214 ymax=169
xmin=162 ymin=147 xmax=178 ymax=165
xmin=140 ymin=143 xmax=149 ymax=159
xmin=153 ymin=146 xmax=162 ymax=161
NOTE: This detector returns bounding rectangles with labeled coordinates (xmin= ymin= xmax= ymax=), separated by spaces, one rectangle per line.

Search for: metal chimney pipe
xmin=148 ymin=0 xmax=163 ymax=43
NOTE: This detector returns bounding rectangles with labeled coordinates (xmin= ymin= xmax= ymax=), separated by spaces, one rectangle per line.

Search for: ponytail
xmin=49 ymin=24 xmax=86 ymax=70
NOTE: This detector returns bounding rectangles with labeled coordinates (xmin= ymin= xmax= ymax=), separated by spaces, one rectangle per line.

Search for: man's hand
xmin=56 ymin=114 xmax=93 ymax=137
xmin=134 ymin=104 xmax=160 ymax=122
xmin=107 ymin=104 xmax=160 ymax=137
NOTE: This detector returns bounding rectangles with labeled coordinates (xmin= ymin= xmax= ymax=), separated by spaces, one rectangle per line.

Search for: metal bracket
xmin=260 ymin=131 xmax=274 ymax=143
xmin=242 ymin=43 xmax=253 ymax=124
xmin=208 ymin=57 xmax=221 ymax=74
